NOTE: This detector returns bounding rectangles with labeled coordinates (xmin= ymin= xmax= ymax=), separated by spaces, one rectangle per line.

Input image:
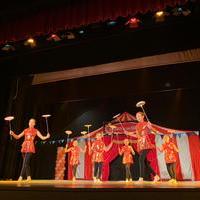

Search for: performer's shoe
xmin=125 ymin=179 xmax=129 ymax=183
xmin=137 ymin=177 xmax=144 ymax=182
xmin=72 ymin=177 xmax=76 ymax=182
xmin=27 ymin=176 xmax=31 ymax=181
xmin=93 ymin=177 xmax=97 ymax=182
xmin=18 ymin=176 xmax=23 ymax=181
xmin=168 ymin=179 xmax=177 ymax=184
xmin=129 ymin=178 xmax=133 ymax=182
xmin=153 ymin=175 xmax=160 ymax=183
xmin=97 ymin=179 xmax=102 ymax=183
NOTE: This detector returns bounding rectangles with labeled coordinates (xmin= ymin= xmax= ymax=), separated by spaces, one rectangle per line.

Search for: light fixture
xmin=107 ymin=20 xmax=117 ymax=26
xmin=24 ymin=37 xmax=36 ymax=47
xmin=61 ymin=32 xmax=76 ymax=40
xmin=47 ymin=34 xmax=61 ymax=42
xmin=1 ymin=44 xmax=15 ymax=51
xmin=154 ymin=11 xmax=168 ymax=22
xmin=125 ymin=17 xmax=140 ymax=28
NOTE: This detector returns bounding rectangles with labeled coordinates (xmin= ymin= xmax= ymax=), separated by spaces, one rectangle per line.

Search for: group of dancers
xmin=9 ymin=112 xmax=179 ymax=183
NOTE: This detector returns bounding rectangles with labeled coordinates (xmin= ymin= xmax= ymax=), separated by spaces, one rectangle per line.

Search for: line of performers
xmin=10 ymin=112 xmax=178 ymax=183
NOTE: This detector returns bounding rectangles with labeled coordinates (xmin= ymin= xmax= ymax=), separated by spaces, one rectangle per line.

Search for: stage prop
xmin=4 ymin=116 xmax=14 ymax=140
xmin=55 ymin=112 xmax=200 ymax=181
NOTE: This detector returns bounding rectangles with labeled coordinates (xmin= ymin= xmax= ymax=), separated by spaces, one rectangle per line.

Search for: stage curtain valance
xmin=0 ymin=0 xmax=186 ymax=44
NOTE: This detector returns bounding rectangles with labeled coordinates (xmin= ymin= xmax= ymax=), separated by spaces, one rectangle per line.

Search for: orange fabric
xmin=92 ymin=139 xmax=105 ymax=163
xmin=162 ymin=141 xmax=177 ymax=163
xmin=21 ymin=128 xmax=37 ymax=153
xmin=121 ymin=145 xmax=133 ymax=164
xmin=136 ymin=122 xmax=155 ymax=152
xmin=69 ymin=146 xmax=81 ymax=166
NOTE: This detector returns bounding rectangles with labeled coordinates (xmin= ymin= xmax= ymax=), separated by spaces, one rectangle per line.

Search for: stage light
xmin=125 ymin=17 xmax=140 ymax=28
xmin=182 ymin=9 xmax=191 ymax=16
xmin=79 ymin=30 xmax=85 ymax=34
xmin=154 ymin=11 xmax=167 ymax=22
xmin=1 ymin=44 xmax=15 ymax=51
xmin=61 ymin=32 xmax=76 ymax=40
xmin=156 ymin=11 xmax=164 ymax=17
xmin=47 ymin=34 xmax=61 ymax=42
xmin=107 ymin=20 xmax=117 ymax=26
xmin=24 ymin=37 xmax=36 ymax=47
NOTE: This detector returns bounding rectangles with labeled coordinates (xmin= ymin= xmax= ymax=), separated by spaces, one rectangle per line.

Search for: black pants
xmin=139 ymin=149 xmax=156 ymax=179
xmin=72 ymin=164 xmax=78 ymax=178
xmin=20 ymin=153 xmax=32 ymax=178
xmin=94 ymin=162 xmax=103 ymax=179
xmin=166 ymin=163 xmax=176 ymax=179
xmin=125 ymin=164 xmax=132 ymax=180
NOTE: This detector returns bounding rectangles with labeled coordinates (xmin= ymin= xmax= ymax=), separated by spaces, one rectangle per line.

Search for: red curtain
xmin=174 ymin=137 xmax=183 ymax=180
xmin=0 ymin=0 xmax=187 ymax=44
xmin=102 ymin=135 xmax=127 ymax=181
xmin=188 ymin=134 xmax=200 ymax=180
xmin=84 ymin=142 xmax=93 ymax=180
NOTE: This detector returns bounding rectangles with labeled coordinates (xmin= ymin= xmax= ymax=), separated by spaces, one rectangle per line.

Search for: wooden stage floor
xmin=0 ymin=179 xmax=200 ymax=189
xmin=1 ymin=180 xmax=200 ymax=200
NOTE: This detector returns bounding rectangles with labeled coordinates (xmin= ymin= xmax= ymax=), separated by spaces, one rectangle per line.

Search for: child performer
xmin=65 ymin=140 xmax=86 ymax=181
xmin=119 ymin=139 xmax=135 ymax=182
xmin=158 ymin=135 xmax=179 ymax=183
xmin=89 ymin=133 xmax=113 ymax=183
xmin=135 ymin=112 xmax=160 ymax=182
xmin=10 ymin=118 xmax=50 ymax=181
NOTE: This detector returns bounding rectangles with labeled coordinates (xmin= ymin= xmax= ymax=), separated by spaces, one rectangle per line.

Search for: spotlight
xmin=182 ymin=9 xmax=191 ymax=16
xmin=47 ymin=34 xmax=61 ymax=42
xmin=154 ymin=11 xmax=168 ymax=22
xmin=61 ymin=32 xmax=76 ymax=40
xmin=24 ymin=37 xmax=36 ymax=47
xmin=1 ymin=44 xmax=15 ymax=51
xmin=156 ymin=11 xmax=164 ymax=17
xmin=125 ymin=17 xmax=140 ymax=28
xmin=78 ymin=30 xmax=85 ymax=34
xmin=107 ymin=20 xmax=117 ymax=26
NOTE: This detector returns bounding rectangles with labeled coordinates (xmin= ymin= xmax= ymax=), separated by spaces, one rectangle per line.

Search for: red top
xmin=69 ymin=146 xmax=81 ymax=166
xmin=135 ymin=121 xmax=155 ymax=153
xmin=162 ymin=141 xmax=178 ymax=163
xmin=92 ymin=139 xmax=105 ymax=163
xmin=21 ymin=128 xmax=37 ymax=153
xmin=120 ymin=145 xmax=133 ymax=164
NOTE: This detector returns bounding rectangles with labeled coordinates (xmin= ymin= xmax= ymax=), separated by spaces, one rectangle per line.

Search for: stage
xmin=0 ymin=180 xmax=200 ymax=200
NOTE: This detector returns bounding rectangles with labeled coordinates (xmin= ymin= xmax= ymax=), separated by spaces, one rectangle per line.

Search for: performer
xmin=134 ymin=112 xmax=160 ymax=182
xmin=10 ymin=118 xmax=50 ymax=181
xmin=89 ymin=133 xmax=113 ymax=183
xmin=119 ymin=139 xmax=135 ymax=182
xmin=65 ymin=140 xmax=86 ymax=181
xmin=158 ymin=135 xmax=178 ymax=183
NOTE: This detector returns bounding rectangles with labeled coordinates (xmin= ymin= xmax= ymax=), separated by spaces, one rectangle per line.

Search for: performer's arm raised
xmin=36 ymin=130 xmax=50 ymax=140
xmin=10 ymin=131 xmax=24 ymax=140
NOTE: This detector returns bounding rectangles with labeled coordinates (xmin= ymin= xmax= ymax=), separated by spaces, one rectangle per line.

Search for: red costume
xmin=69 ymin=146 xmax=81 ymax=166
xmin=135 ymin=121 xmax=155 ymax=152
xmin=21 ymin=128 xmax=37 ymax=153
xmin=92 ymin=140 xmax=105 ymax=163
xmin=162 ymin=142 xmax=177 ymax=163
xmin=120 ymin=145 xmax=133 ymax=164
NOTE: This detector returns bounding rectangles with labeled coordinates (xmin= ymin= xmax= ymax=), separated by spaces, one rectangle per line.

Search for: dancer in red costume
xmin=134 ymin=112 xmax=160 ymax=182
xmin=119 ymin=139 xmax=135 ymax=182
xmin=158 ymin=135 xmax=179 ymax=183
xmin=65 ymin=140 xmax=86 ymax=181
xmin=10 ymin=118 xmax=50 ymax=181
xmin=89 ymin=133 xmax=113 ymax=182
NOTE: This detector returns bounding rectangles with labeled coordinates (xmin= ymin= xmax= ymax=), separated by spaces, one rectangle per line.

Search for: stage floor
xmin=0 ymin=180 xmax=200 ymax=189
xmin=1 ymin=180 xmax=200 ymax=200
